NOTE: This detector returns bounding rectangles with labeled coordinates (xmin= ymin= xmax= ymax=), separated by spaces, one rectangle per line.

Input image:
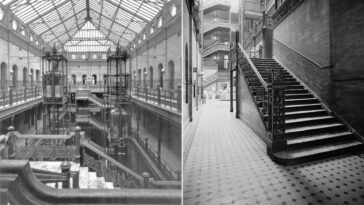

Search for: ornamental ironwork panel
xmin=271 ymin=70 xmax=285 ymax=138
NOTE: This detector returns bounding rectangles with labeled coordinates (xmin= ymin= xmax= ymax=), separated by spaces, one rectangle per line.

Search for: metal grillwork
xmin=42 ymin=45 xmax=70 ymax=134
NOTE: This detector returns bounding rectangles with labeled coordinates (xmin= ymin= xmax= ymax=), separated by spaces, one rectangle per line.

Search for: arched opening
xmin=159 ymin=63 xmax=164 ymax=88
xmin=12 ymin=65 xmax=18 ymax=88
xmin=72 ymin=74 xmax=76 ymax=85
xmin=92 ymin=74 xmax=97 ymax=85
xmin=149 ymin=66 xmax=153 ymax=88
xmin=143 ymin=68 xmax=147 ymax=87
xmin=168 ymin=60 xmax=175 ymax=90
xmin=185 ymin=43 xmax=188 ymax=103
xmin=82 ymin=74 xmax=87 ymax=85
xmin=23 ymin=67 xmax=28 ymax=87
xmin=1 ymin=62 xmax=7 ymax=90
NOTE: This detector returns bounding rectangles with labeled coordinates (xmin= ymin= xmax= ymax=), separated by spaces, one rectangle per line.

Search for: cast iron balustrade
xmin=0 ymin=85 xmax=42 ymax=108
xmin=131 ymin=85 xmax=182 ymax=113
xmin=231 ymin=42 xmax=286 ymax=152
xmin=132 ymin=130 xmax=180 ymax=181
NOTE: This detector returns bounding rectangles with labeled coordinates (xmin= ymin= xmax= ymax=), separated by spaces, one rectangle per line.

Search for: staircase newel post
xmin=270 ymin=70 xmax=286 ymax=153
xmin=60 ymin=161 xmax=71 ymax=189
xmin=142 ymin=172 xmax=150 ymax=188
xmin=74 ymin=126 xmax=81 ymax=163
xmin=229 ymin=43 xmax=234 ymax=113
xmin=6 ymin=126 xmax=16 ymax=159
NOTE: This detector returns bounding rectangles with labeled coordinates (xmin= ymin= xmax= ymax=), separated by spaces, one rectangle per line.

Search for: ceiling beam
xmin=38 ymin=9 xmax=85 ymax=36
xmin=26 ymin=0 xmax=71 ymax=25
xmin=51 ymin=0 xmax=72 ymax=41
xmin=118 ymin=0 xmax=145 ymax=43
xmin=103 ymin=0 xmax=149 ymax=23
xmin=70 ymin=0 xmax=80 ymax=31
xmin=106 ymin=0 xmax=123 ymax=38
xmin=89 ymin=8 xmax=137 ymax=35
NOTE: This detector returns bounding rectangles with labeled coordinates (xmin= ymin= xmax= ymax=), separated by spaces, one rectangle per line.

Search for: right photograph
xmin=182 ymin=0 xmax=364 ymax=204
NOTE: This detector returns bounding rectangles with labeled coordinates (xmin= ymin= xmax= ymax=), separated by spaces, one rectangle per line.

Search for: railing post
xmin=235 ymin=31 xmax=240 ymax=119
xmin=9 ymin=86 xmax=13 ymax=106
xmin=269 ymin=70 xmax=286 ymax=153
xmin=24 ymin=86 xmax=27 ymax=101
xmin=137 ymin=85 xmax=140 ymax=98
xmin=177 ymin=86 xmax=181 ymax=112
xmin=60 ymin=161 xmax=71 ymax=189
xmin=142 ymin=172 xmax=150 ymax=188
xmin=145 ymin=138 xmax=148 ymax=150
xmin=145 ymin=87 xmax=148 ymax=101
xmin=157 ymin=86 xmax=161 ymax=105
xmin=7 ymin=126 xmax=16 ymax=159
xmin=73 ymin=172 xmax=79 ymax=189
xmin=74 ymin=126 xmax=81 ymax=163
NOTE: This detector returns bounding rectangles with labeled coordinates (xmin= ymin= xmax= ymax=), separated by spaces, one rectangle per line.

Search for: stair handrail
xmin=0 ymin=160 xmax=181 ymax=204
xmin=237 ymin=43 xmax=268 ymax=88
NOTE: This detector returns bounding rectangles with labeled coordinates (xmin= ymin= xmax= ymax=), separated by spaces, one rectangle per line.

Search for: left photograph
xmin=0 ymin=0 xmax=181 ymax=204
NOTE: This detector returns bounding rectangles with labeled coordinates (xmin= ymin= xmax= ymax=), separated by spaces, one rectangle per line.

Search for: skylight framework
xmin=0 ymin=0 xmax=167 ymax=52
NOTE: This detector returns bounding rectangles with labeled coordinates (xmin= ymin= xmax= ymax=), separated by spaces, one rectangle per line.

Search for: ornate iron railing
xmin=0 ymin=85 xmax=42 ymax=108
xmin=131 ymin=85 xmax=182 ymax=113
xmin=232 ymin=42 xmax=285 ymax=149
xmin=132 ymin=131 xmax=179 ymax=181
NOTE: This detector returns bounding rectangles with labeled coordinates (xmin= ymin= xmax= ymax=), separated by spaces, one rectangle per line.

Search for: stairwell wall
xmin=272 ymin=0 xmax=331 ymax=104
xmin=329 ymin=0 xmax=364 ymax=136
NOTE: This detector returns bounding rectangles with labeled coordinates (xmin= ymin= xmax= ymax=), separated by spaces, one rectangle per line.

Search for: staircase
xmin=29 ymin=161 xmax=117 ymax=189
xmin=249 ymin=58 xmax=363 ymax=164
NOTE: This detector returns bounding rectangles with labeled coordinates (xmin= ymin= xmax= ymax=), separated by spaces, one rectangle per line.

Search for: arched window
xmin=82 ymin=74 xmax=87 ymax=85
xmin=158 ymin=63 xmax=164 ymax=88
xmin=12 ymin=65 xmax=18 ymax=88
xmin=1 ymin=62 xmax=7 ymax=90
xmin=149 ymin=66 xmax=153 ymax=88
xmin=92 ymin=74 xmax=97 ymax=85
xmin=185 ymin=44 xmax=188 ymax=103
xmin=23 ymin=67 xmax=28 ymax=86
xmin=72 ymin=74 xmax=76 ymax=85
xmin=168 ymin=60 xmax=175 ymax=90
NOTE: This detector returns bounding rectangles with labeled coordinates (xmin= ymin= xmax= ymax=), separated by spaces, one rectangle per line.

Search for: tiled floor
xmin=183 ymin=100 xmax=364 ymax=205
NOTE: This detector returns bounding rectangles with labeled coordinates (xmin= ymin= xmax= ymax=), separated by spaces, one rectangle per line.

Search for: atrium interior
xmin=0 ymin=0 xmax=181 ymax=204
xmin=183 ymin=0 xmax=364 ymax=204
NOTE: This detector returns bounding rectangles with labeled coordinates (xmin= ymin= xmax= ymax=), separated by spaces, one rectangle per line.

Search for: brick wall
xmin=273 ymin=0 xmax=331 ymax=104
xmin=330 ymin=0 xmax=364 ymax=136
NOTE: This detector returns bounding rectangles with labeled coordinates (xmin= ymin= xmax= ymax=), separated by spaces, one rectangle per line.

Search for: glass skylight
xmin=0 ymin=0 xmax=167 ymax=52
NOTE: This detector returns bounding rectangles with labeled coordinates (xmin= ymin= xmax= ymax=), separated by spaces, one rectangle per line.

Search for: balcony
xmin=203 ymin=19 xmax=230 ymax=33
xmin=204 ymin=42 xmax=230 ymax=57
xmin=0 ymin=84 xmax=43 ymax=120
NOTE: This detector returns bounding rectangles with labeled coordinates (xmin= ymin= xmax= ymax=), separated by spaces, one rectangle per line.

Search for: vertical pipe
xmin=188 ymin=14 xmax=193 ymax=122
xmin=230 ymin=46 xmax=233 ymax=112
xmin=235 ymin=32 xmax=240 ymax=119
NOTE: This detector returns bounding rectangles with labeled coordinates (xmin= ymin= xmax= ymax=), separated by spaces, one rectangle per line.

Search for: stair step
xmin=97 ymin=177 xmax=106 ymax=189
xmin=79 ymin=167 xmax=89 ymax=189
xmin=284 ymin=89 xmax=309 ymax=94
xmin=285 ymin=85 xmax=305 ymax=90
xmin=286 ymin=116 xmax=336 ymax=129
xmin=285 ymin=98 xmax=319 ymax=105
xmin=287 ymin=131 xmax=354 ymax=147
xmin=286 ymin=115 xmax=334 ymax=124
xmin=88 ymin=172 xmax=98 ymax=189
xmin=285 ymin=103 xmax=323 ymax=112
xmin=275 ymin=140 xmax=362 ymax=162
xmin=104 ymin=182 xmax=114 ymax=189
xmin=285 ymin=93 xmax=313 ymax=99
xmin=286 ymin=123 xmax=346 ymax=137
xmin=285 ymin=109 xmax=327 ymax=119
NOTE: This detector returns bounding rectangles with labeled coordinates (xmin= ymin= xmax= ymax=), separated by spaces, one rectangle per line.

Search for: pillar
xmin=262 ymin=28 xmax=273 ymax=59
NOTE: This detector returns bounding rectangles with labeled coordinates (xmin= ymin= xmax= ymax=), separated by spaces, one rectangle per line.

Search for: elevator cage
xmin=105 ymin=44 xmax=132 ymax=141
xmin=42 ymin=46 xmax=68 ymax=104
